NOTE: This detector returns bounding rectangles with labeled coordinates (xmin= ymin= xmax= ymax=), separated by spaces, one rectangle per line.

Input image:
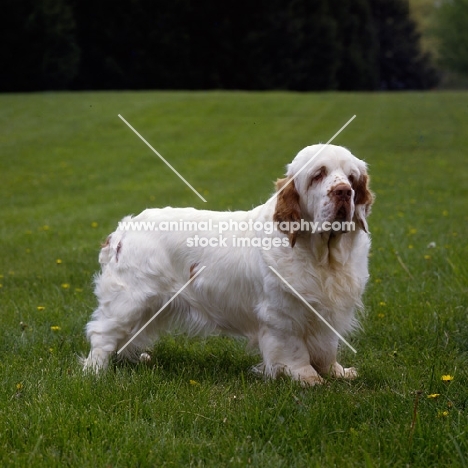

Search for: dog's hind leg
xmin=82 ymin=310 xmax=126 ymax=372
xmin=82 ymin=270 xmax=154 ymax=373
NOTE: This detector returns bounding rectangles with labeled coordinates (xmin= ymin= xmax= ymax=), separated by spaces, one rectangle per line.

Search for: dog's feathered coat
xmin=83 ymin=144 xmax=373 ymax=385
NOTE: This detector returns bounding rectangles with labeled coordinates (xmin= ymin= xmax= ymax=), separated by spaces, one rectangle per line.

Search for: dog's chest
xmin=281 ymin=260 xmax=363 ymax=314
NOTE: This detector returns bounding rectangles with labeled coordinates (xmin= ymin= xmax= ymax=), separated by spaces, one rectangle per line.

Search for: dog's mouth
xmin=335 ymin=205 xmax=348 ymax=220
xmin=331 ymin=203 xmax=353 ymax=232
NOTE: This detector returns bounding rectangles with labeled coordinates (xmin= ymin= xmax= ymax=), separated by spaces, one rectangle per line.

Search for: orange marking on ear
xmin=352 ymin=174 xmax=375 ymax=233
xmin=273 ymin=177 xmax=301 ymax=247
xmin=354 ymin=174 xmax=374 ymax=207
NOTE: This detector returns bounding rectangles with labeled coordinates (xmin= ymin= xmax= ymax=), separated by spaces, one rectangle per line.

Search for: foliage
xmin=434 ymin=0 xmax=468 ymax=76
xmin=0 ymin=0 xmax=79 ymax=91
xmin=332 ymin=0 xmax=379 ymax=90
xmin=0 ymin=0 xmax=439 ymax=91
xmin=370 ymin=0 xmax=439 ymax=89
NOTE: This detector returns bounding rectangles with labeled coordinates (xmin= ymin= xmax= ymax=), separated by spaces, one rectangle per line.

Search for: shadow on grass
xmin=111 ymin=335 xmax=261 ymax=384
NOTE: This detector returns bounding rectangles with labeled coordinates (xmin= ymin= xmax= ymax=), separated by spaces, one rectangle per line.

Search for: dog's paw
xmin=250 ymin=362 xmax=266 ymax=377
xmin=139 ymin=352 xmax=151 ymax=363
xmin=289 ymin=365 xmax=324 ymax=387
xmin=300 ymin=374 xmax=325 ymax=387
xmin=342 ymin=367 xmax=358 ymax=379
xmin=81 ymin=349 xmax=110 ymax=374
xmin=329 ymin=362 xmax=358 ymax=380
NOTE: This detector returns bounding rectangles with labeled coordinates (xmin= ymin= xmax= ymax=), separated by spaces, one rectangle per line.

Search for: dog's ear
xmin=353 ymin=174 xmax=374 ymax=233
xmin=273 ymin=177 xmax=301 ymax=247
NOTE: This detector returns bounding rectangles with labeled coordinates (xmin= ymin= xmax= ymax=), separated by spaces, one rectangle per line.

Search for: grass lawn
xmin=0 ymin=90 xmax=467 ymax=467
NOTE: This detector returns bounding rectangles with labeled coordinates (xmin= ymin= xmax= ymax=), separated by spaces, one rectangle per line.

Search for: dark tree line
xmin=0 ymin=0 xmax=438 ymax=92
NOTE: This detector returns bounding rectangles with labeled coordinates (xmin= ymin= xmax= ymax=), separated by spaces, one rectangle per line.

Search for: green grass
xmin=1 ymin=91 xmax=467 ymax=467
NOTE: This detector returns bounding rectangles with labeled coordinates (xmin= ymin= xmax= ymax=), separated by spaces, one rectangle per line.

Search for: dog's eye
xmin=310 ymin=167 xmax=326 ymax=185
xmin=348 ymin=174 xmax=355 ymax=185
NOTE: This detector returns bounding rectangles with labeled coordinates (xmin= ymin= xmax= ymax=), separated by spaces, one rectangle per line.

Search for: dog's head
xmin=273 ymin=145 xmax=374 ymax=246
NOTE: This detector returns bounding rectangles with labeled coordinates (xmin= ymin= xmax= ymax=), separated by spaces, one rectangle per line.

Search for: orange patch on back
xmin=101 ymin=235 xmax=111 ymax=248
xmin=116 ymin=241 xmax=122 ymax=262
xmin=190 ymin=263 xmax=199 ymax=279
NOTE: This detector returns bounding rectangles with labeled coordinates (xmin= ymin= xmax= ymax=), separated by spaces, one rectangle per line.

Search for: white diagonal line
xmin=273 ymin=115 xmax=356 ymax=200
xmin=118 ymin=114 xmax=207 ymax=203
xmin=268 ymin=266 xmax=357 ymax=354
xmin=117 ymin=265 xmax=207 ymax=355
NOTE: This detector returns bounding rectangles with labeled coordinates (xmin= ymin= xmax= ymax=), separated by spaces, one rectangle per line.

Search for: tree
xmin=0 ymin=0 xmax=439 ymax=91
xmin=331 ymin=0 xmax=379 ymax=90
xmin=370 ymin=0 xmax=439 ymax=89
xmin=245 ymin=0 xmax=340 ymax=91
xmin=72 ymin=0 xmax=192 ymax=90
xmin=435 ymin=0 xmax=468 ymax=76
xmin=0 ymin=0 xmax=79 ymax=91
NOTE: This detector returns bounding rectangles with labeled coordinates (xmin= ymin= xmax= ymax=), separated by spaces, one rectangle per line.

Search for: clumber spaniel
xmin=83 ymin=144 xmax=374 ymax=385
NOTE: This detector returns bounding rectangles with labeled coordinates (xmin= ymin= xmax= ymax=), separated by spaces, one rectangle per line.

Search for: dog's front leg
xmin=82 ymin=346 xmax=114 ymax=373
xmin=308 ymin=333 xmax=358 ymax=380
xmin=258 ymin=324 xmax=324 ymax=386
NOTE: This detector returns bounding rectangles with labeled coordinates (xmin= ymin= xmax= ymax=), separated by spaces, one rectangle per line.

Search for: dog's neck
xmin=296 ymin=228 xmax=360 ymax=268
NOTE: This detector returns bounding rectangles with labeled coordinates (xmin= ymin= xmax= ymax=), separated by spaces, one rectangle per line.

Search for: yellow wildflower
xmin=37 ymin=306 xmax=45 ymax=311
xmin=50 ymin=326 xmax=61 ymax=331
xmin=441 ymin=375 xmax=454 ymax=382
xmin=61 ymin=283 xmax=70 ymax=289
xmin=56 ymin=259 xmax=62 ymax=264
xmin=427 ymin=394 xmax=440 ymax=399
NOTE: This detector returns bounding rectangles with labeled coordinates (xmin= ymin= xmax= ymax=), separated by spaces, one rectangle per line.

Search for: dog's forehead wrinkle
xmin=289 ymin=145 xmax=361 ymax=178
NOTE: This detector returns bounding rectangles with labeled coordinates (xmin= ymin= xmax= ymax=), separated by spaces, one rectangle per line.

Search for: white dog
xmin=83 ymin=144 xmax=374 ymax=385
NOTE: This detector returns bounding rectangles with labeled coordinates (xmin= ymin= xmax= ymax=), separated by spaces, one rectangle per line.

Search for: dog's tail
xmin=99 ymin=217 xmax=130 ymax=266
